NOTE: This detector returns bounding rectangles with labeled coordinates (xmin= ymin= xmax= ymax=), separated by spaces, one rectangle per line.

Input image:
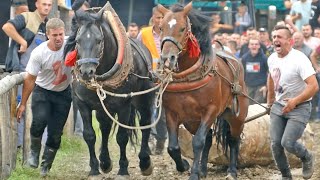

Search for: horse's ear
xmin=183 ymin=2 xmax=193 ymax=16
xmin=157 ymin=4 xmax=169 ymax=15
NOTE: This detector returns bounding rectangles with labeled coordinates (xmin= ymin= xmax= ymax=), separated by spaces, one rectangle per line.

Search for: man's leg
xmin=27 ymin=86 xmax=50 ymax=168
xmin=154 ymin=107 xmax=167 ymax=155
xmin=41 ymin=87 xmax=72 ymax=177
xmin=282 ymin=102 xmax=314 ymax=179
xmin=269 ymin=103 xmax=292 ymax=178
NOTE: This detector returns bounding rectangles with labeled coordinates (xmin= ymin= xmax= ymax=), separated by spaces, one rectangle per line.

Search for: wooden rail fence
xmin=0 ymin=72 xmax=74 ymax=179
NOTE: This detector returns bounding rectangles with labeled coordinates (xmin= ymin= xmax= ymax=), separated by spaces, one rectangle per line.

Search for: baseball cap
xmin=259 ymin=27 xmax=267 ymax=32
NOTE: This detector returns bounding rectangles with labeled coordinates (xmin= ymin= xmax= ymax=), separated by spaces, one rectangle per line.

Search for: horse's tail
xmin=127 ymin=106 xmax=139 ymax=147
xmin=214 ymin=116 xmax=230 ymax=157
xmin=111 ymin=105 xmax=139 ymax=148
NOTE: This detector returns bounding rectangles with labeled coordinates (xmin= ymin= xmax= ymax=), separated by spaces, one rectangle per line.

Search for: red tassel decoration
xmin=187 ymin=32 xmax=201 ymax=58
xmin=65 ymin=49 xmax=78 ymax=67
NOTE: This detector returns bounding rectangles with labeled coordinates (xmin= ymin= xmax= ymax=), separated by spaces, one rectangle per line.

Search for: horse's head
xmin=158 ymin=2 xmax=193 ymax=72
xmin=75 ymin=8 xmax=105 ymax=81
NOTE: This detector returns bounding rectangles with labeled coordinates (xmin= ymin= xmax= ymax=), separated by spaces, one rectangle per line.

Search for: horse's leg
xmin=116 ymin=106 xmax=131 ymax=178
xmin=95 ymin=110 xmax=113 ymax=173
xmin=226 ymin=133 xmax=240 ymax=180
xmin=137 ymin=105 xmax=153 ymax=176
xmin=166 ymin=112 xmax=190 ymax=173
xmin=200 ymin=128 xmax=213 ymax=178
xmin=189 ymin=122 xmax=211 ymax=180
xmin=77 ymin=102 xmax=100 ymax=176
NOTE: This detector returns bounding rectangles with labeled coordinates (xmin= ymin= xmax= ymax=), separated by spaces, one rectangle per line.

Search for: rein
xmin=93 ymin=73 xmax=173 ymax=130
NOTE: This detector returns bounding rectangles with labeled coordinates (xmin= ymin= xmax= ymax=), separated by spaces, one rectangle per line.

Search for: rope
xmin=95 ymin=73 xmax=173 ymax=130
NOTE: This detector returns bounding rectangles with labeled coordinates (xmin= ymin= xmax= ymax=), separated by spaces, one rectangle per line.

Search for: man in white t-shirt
xmin=16 ymin=18 xmax=72 ymax=177
xmin=267 ymin=25 xmax=318 ymax=179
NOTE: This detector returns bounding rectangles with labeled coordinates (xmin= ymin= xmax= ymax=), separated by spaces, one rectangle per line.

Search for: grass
xmin=8 ymin=113 xmax=143 ymax=180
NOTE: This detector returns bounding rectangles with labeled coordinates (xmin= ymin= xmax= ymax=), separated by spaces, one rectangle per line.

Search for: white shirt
xmin=268 ymin=48 xmax=315 ymax=105
xmin=26 ymin=41 xmax=72 ymax=92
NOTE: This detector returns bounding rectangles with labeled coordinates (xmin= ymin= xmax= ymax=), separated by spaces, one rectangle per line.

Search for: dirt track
xmin=78 ymin=121 xmax=320 ymax=180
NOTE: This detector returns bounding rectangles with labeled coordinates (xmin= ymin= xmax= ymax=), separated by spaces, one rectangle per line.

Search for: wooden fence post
xmin=63 ymin=103 xmax=74 ymax=136
xmin=0 ymin=86 xmax=18 ymax=179
xmin=22 ymin=95 xmax=32 ymax=165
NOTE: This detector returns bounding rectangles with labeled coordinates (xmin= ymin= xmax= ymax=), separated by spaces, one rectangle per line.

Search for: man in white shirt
xmin=267 ymin=25 xmax=317 ymax=179
xmin=16 ymin=18 xmax=72 ymax=177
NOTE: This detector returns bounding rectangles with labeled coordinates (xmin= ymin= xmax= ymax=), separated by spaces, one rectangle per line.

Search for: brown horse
xmin=157 ymin=2 xmax=249 ymax=180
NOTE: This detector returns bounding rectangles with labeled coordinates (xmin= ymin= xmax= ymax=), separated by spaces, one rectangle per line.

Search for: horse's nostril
xmin=170 ymin=55 xmax=175 ymax=61
xmin=89 ymin=70 xmax=94 ymax=75
xmin=79 ymin=69 xmax=83 ymax=74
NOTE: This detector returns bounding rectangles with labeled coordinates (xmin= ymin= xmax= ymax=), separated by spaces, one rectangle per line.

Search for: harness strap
xmin=161 ymin=36 xmax=183 ymax=51
xmin=77 ymin=58 xmax=99 ymax=66
xmin=129 ymin=38 xmax=154 ymax=79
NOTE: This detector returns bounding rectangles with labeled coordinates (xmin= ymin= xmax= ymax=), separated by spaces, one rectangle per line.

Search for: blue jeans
xmin=269 ymin=101 xmax=311 ymax=173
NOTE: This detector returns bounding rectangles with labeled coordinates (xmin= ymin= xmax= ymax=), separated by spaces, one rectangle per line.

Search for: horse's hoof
xmin=189 ymin=174 xmax=199 ymax=180
xmin=100 ymin=161 xmax=113 ymax=174
xmin=176 ymin=159 xmax=190 ymax=172
xmin=199 ymin=170 xmax=207 ymax=178
xmin=88 ymin=174 xmax=105 ymax=180
xmin=226 ymin=173 xmax=237 ymax=180
xmin=141 ymin=161 xmax=153 ymax=176
xmin=115 ymin=175 xmax=130 ymax=180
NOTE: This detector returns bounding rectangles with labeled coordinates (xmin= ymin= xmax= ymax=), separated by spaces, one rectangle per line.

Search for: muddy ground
xmin=62 ymin=122 xmax=320 ymax=180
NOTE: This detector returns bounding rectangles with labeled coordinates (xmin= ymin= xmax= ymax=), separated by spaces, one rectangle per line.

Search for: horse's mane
xmin=170 ymin=4 xmax=212 ymax=56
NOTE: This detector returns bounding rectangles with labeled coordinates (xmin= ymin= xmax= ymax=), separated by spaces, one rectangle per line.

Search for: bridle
xmin=160 ymin=16 xmax=192 ymax=54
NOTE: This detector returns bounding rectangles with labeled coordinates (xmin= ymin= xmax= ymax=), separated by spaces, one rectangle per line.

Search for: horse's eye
xmin=180 ymin=27 xmax=186 ymax=32
xmin=159 ymin=27 xmax=163 ymax=32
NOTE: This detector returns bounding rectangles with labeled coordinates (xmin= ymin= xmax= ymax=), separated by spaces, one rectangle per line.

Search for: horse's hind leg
xmin=96 ymin=110 xmax=113 ymax=173
xmin=200 ymin=128 xmax=213 ymax=178
xmin=189 ymin=122 xmax=211 ymax=180
xmin=137 ymin=106 xmax=153 ymax=176
xmin=166 ymin=113 xmax=190 ymax=173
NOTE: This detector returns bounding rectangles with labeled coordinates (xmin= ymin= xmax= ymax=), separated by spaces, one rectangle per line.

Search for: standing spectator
xmin=293 ymin=31 xmax=313 ymax=58
xmin=230 ymin=33 xmax=241 ymax=49
xmin=259 ymin=27 xmax=274 ymax=57
xmin=314 ymin=27 xmax=320 ymax=38
xmin=267 ymin=25 xmax=317 ymax=179
xmin=302 ymin=24 xmax=320 ymax=49
xmin=16 ymin=18 xmax=72 ymax=177
xmin=242 ymin=37 xmax=268 ymax=104
xmin=310 ymin=45 xmax=320 ymax=122
xmin=3 ymin=0 xmax=52 ymax=148
xmin=127 ymin=22 xmax=139 ymax=39
xmin=234 ymin=3 xmax=251 ymax=35
xmin=137 ymin=6 xmax=167 ymax=155
xmin=239 ymin=28 xmax=268 ymax=58
xmin=310 ymin=0 xmax=320 ymax=29
xmin=290 ymin=0 xmax=312 ymax=31
xmin=14 ymin=4 xmax=29 ymax=15
xmin=210 ymin=13 xmax=233 ymax=34
xmin=226 ymin=40 xmax=239 ymax=58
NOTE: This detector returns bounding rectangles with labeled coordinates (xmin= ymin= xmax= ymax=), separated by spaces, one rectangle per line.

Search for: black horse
xmin=65 ymin=1 xmax=156 ymax=179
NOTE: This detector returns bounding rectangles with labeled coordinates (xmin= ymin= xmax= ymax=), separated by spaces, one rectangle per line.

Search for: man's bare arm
xmin=16 ymin=73 xmax=36 ymax=120
xmin=2 ymin=22 xmax=27 ymax=53
xmin=267 ymin=73 xmax=275 ymax=106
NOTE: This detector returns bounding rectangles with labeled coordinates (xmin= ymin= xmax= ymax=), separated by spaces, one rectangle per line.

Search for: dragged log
xmin=178 ymin=104 xmax=314 ymax=167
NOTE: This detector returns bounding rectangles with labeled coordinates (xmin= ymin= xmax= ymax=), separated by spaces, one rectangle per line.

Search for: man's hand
xmin=18 ymin=40 xmax=27 ymax=53
xmin=282 ymin=98 xmax=297 ymax=114
xmin=259 ymin=86 xmax=267 ymax=98
xmin=16 ymin=104 xmax=26 ymax=123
